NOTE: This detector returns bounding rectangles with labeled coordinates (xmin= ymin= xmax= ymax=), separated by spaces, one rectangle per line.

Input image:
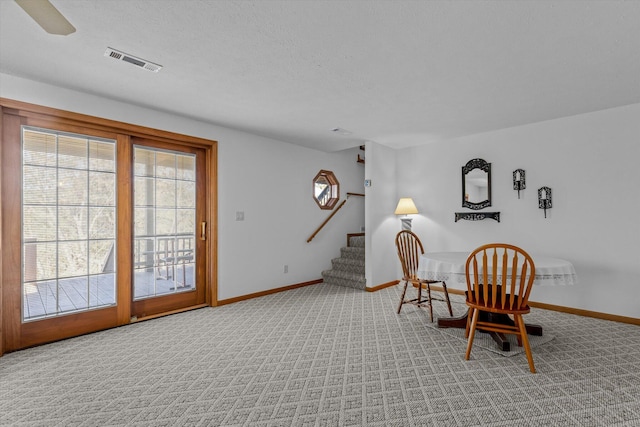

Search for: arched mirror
xmin=462 ymin=158 xmax=491 ymax=210
xmin=313 ymin=170 xmax=339 ymax=210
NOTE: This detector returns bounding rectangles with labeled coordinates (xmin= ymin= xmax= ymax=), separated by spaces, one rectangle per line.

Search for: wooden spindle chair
xmin=395 ymin=230 xmax=453 ymax=322
xmin=464 ymin=243 xmax=537 ymax=373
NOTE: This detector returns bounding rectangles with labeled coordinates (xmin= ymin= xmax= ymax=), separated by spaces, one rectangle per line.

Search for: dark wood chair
xmin=464 ymin=243 xmax=537 ymax=373
xmin=395 ymin=230 xmax=453 ymax=321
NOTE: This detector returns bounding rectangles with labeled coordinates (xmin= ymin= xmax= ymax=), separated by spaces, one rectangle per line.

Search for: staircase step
xmin=340 ymin=246 xmax=364 ymax=260
xmin=321 ymin=269 xmax=366 ymax=290
xmin=348 ymin=235 xmax=365 ymax=248
xmin=331 ymin=257 xmax=365 ymax=274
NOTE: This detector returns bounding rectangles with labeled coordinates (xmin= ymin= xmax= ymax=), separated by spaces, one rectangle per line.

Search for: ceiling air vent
xmin=104 ymin=47 xmax=162 ymax=73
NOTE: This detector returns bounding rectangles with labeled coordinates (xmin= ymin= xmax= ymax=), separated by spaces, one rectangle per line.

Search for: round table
xmin=418 ymin=251 xmax=578 ymax=286
xmin=418 ymin=251 xmax=578 ymax=351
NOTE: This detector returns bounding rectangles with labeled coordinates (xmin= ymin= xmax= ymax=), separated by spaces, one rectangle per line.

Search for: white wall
xmin=218 ymin=137 xmax=365 ymax=299
xmin=364 ymin=141 xmax=398 ymax=288
xmin=391 ymin=103 xmax=640 ymax=318
xmin=1 ymin=73 xmax=365 ymax=301
xmin=5 ymin=73 xmax=637 ymax=317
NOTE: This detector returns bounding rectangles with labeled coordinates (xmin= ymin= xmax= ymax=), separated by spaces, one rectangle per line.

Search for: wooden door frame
xmin=0 ymin=98 xmax=218 ymax=356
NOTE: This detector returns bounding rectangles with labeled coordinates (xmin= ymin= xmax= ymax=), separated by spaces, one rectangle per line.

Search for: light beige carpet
xmin=1 ymin=283 xmax=637 ymax=426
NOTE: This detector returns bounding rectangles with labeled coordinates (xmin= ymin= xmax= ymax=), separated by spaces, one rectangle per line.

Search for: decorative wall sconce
xmin=538 ymin=187 xmax=552 ymax=218
xmin=513 ymin=169 xmax=526 ymax=199
xmin=395 ymin=197 xmax=418 ymax=230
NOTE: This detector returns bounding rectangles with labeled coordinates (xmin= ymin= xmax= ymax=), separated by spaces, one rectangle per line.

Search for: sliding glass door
xmin=130 ymin=139 xmax=206 ymax=319
xmin=1 ymin=105 xmax=212 ymax=353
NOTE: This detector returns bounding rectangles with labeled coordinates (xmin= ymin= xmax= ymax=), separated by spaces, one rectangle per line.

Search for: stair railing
xmin=307 ymin=192 xmax=364 ymax=243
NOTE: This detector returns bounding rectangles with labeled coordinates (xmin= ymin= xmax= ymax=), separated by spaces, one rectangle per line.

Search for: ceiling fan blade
xmin=15 ymin=0 xmax=76 ymax=35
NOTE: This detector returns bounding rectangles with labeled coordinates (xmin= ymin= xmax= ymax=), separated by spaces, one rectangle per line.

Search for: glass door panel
xmin=133 ymin=146 xmax=197 ymax=300
xmin=22 ymin=127 xmax=117 ymax=321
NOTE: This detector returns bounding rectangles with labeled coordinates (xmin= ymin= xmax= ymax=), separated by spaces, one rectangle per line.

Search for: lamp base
xmin=400 ymin=218 xmax=413 ymax=231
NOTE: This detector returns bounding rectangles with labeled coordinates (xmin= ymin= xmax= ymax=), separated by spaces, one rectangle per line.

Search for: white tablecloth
xmin=418 ymin=251 xmax=578 ymax=286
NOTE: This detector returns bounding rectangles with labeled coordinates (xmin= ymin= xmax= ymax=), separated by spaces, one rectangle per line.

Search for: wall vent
xmin=104 ymin=47 xmax=162 ymax=73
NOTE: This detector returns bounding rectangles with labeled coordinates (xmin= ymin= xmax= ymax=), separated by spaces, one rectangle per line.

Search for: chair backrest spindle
xmin=395 ymin=230 xmax=424 ymax=281
xmin=465 ymin=244 xmax=535 ymax=312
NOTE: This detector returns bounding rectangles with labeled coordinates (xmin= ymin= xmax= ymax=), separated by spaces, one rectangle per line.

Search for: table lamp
xmin=394 ymin=197 xmax=418 ymax=230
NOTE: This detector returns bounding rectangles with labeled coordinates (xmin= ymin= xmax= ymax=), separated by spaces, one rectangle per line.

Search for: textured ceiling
xmin=1 ymin=0 xmax=639 ymax=152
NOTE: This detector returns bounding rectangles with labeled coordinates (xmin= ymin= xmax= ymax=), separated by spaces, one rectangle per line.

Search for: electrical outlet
xmin=235 ymin=211 xmax=244 ymax=221
xmin=283 ymin=265 xmax=288 ymax=273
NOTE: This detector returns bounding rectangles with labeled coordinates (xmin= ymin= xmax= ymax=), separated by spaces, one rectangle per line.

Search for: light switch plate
xmin=236 ymin=211 xmax=245 ymax=221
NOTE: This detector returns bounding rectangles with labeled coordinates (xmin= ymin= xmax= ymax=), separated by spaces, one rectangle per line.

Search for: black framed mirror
xmin=462 ymin=158 xmax=491 ymax=210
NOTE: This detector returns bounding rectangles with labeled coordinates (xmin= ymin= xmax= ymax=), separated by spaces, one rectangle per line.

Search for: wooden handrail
xmin=306 ymin=192 xmax=365 ymax=243
xmin=307 ymin=200 xmax=347 ymax=243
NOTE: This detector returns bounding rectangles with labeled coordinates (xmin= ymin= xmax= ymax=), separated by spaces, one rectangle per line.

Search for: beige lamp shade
xmin=394 ymin=198 xmax=418 ymax=215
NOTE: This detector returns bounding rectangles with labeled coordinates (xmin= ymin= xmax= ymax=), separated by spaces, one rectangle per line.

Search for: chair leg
xmin=514 ymin=316 xmax=523 ymax=347
xmin=397 ymin=281 xmax=409 ymax=314
xmin=465 ymin=308 xmax=480 ymax=360
xmin=516 ymin=314 xmax=536 ymax=373
xmin=465 ymin=308 xmax=474 ymax=338
xmin=425 ymin=282 xmax=434 ymax=322
xmin=442 ymin=282 xmax=453 ymax=316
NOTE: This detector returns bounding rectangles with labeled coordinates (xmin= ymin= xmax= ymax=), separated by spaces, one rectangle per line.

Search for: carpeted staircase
xmin=321 ymin=234 xmax=366 ymax=290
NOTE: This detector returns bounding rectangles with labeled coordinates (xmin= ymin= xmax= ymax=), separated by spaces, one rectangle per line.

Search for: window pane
xmin=156 ymin=179 xmax=176 ymax=208
xmin=23 ymin=129 xmax=56 ymax=166
xmin=90 ymin=274 xmax=116 ymax=307
xmin=89 ymin=207 xmax=115 ymax=239
xmin=176 ymin=155 xmax=195 ymax=181
xmin=134 ymin=148 xmax=155 ymax=177
xmin=134 ymin=238 xmax=155 ymax=269
xmin=134 ymin=207 xmax=154 ymax=237
xmin=58 ymin=135 xmax=88 ymax=169
xmin=177 ymin=181 xmax=195 ymax=208
xmin=156 ymin=152 xmax=176 ymax=178
xmin=156 ymin=209 xmax=176 ymax=235
xmin=58 ymin=277 xmax=88 ymax=312
xmin=58 ymin=241 xmax=88 ymax=278
xmin=177 ymin=209 xmax=194 ymax=235
xmin=23 ymin=206 xmax=56 ymax=242
xmin=89 ymin=240 xmax=115 ymax=274
xmin=58 ymin=206 xmax=87 ymax=241
xmin=30 ymin=242 xmax=57 ymax=281
xmin=58 ymin=168 xmax=87 ymax=206
xmin=89 ymin=140 xmax=115 ymax=172
xmin=23 ymin=281 xmax=58 ymax=317
xmin=134 ymin=177 xmax=155 ymax=207
xmin=89 ymin=172 xmax=116 ymax=206
xmin=23 ymin=165 xmax=56 ymax=205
